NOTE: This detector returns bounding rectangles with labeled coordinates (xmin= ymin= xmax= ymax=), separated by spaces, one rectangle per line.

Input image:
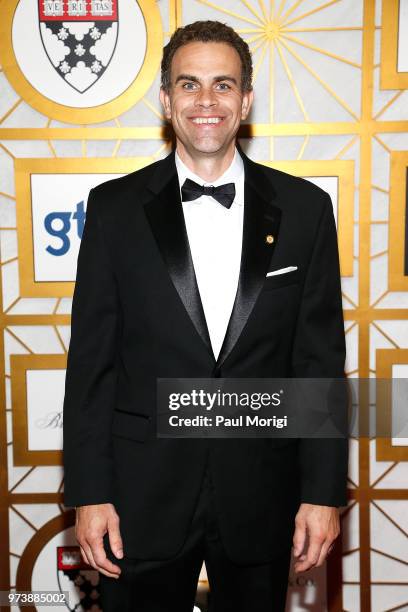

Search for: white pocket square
xmin=266 ymin=266 xmax=298 ymax=277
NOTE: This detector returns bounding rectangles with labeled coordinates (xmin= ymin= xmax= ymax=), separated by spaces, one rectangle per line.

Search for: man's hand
xmin=292 ymin=503 xmax=340 ymax=573
xmin=75 ymin=503 xmax=123 ymax=578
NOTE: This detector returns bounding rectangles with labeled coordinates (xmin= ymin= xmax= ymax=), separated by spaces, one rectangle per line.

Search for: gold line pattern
xmin=280 ymin=0 xmax=308 ymax=23
xmin=371 ymin=321 xmax=400 ymax=349
xmin=258 ymin=0 xmax=269 ymax=22
xmin=47 ymin=140 xmax=57 ymax=157
xmin=5 ymin=328 xmax=33 ymax=354
xmin=0 ymin=1 xmax=407 ymax=609
xmin=1 ymin=257 xmax=18 ymax=266
xmin=9 ymin=467 xmax=36 ymax=493
xmin=10 ymin=506 xmax=37 ymax=532
xmin=373 ymin=90 xmax=405 ymax=120
xmin=371 ymin=500 xmax=408 ymax=539
xmin=279 ymin=38 xmax=360 ymax=120
xmin=335 ymin=135 xmax=359 ymax=159
xmin=275 ymin=0 xmax=286 ymax=20
xmin=239 ymin=0 xmax=265 ymax=23
xmin=284 ymin=26 xmax=363 ymax=32
xmin=370 ymin=463 xmax=398 ymax=488
xmin=0 ymin=143 xmax=15 ymax=159
xmin=283 ymin=0 xmax=342 ymax=28
xmin=281 ymin=34 xmax=362 ymax=69
xmin=196 ymin=0 xmax=261 ymax=26
xmin=275 ymin=40 xmax=310 ymax=120
xmin=54 ymin=326 xmax=67 ymax=354
xmin=371 ymin=547 xmax=408 ymax=565
xmin=0 ymin=99 xmax=23 ymax=125
xmin=142 ymin=97 xmax=165 ymax=121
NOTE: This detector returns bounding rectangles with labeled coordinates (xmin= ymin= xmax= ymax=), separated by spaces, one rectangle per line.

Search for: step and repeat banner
xmin=0 ymin=0 xmax=407 ymax=610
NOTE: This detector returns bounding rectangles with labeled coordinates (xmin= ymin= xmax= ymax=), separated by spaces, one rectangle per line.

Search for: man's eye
xmin=216 ymin=83 xmax=230 ymax=90
xmin=183 ymin=82 xmax=197 ymax=90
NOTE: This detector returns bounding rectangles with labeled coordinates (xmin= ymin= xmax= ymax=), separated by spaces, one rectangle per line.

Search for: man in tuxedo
xmin=63 ymin=20 xmax=348 ymax=612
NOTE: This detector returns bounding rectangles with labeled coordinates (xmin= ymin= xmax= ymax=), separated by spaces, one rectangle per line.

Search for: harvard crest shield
xmin=38 ymin=0 xmax=118 ymax=93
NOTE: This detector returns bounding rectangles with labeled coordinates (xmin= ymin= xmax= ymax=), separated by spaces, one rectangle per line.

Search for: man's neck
xmin=176 ymin=144 xmax=237 ymax=183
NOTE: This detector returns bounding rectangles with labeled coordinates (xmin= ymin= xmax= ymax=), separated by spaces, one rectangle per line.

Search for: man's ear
xmin=159 ymin=88 xmax=172 ymax=120
xmin=241 ymin=89 xmax=254 ymax=120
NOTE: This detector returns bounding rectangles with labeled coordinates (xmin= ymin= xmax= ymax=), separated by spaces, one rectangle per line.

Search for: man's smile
xmin=189 ymin=116 xmax=226 ymax=125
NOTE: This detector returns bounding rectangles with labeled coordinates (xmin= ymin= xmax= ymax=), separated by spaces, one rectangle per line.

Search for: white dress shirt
xmin=175 ymin=149 xmax=245 ymax=360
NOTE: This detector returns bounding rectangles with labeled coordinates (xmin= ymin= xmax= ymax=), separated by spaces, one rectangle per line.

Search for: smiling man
xmin=63 ymin=20 xmax=348 ymax=612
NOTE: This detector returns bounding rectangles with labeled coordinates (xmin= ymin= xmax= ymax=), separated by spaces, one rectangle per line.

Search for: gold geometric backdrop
xmin=0 ymin=1 xmax=407 ymax=610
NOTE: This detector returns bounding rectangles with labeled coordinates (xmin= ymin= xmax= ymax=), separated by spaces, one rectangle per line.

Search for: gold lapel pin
xmin=265 ymin=234 xmax=274 ymax=245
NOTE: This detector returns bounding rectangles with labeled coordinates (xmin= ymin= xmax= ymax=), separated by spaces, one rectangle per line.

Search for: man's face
xmin=160 ymin=41 xmax=253 ymax=158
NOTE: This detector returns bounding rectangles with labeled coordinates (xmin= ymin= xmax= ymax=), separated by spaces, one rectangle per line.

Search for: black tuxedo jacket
xmin=63 ymin=150 xmax=348 ymax=564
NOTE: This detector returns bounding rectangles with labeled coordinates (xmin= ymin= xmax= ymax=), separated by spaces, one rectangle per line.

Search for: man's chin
xmin=188 ymin=140 xmax=229 ymax=156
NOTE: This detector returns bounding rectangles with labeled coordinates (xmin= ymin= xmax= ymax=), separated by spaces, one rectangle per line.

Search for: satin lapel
xmin=216 ymin=156 xmax=282 ymax=369
xmin=143 ymin=153 xmax=214 ymax=359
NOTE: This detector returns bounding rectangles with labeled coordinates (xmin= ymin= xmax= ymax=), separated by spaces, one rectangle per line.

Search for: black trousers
xmin=99 ymin=466 xmax=292 ymax=611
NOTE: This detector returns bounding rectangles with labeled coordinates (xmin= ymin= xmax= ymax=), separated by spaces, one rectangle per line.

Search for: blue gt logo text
xmin=44 ymin=201 xmax=86 ymax=256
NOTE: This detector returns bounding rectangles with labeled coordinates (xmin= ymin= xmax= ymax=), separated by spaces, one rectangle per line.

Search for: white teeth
xmin=192 ymin=117 xmax=222 ymax=124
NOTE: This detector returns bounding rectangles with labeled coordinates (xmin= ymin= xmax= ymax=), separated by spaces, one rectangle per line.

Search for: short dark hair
xmin=161 ymin=20 xmax=253 ymax=92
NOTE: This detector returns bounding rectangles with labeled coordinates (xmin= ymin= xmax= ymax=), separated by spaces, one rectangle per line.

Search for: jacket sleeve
xmin=291 ymin=194 xmax=349 ymax=507
xmin=63 ymin=188 xmax=120 ymax=507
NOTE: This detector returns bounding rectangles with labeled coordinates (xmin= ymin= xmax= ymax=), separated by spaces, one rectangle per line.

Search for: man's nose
xmin=195 ymin=86 xmax=217 ymax=108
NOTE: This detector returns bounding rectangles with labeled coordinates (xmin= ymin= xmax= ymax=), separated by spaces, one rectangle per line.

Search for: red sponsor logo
xmin=57 ymin=546 xmax=91 ymax=570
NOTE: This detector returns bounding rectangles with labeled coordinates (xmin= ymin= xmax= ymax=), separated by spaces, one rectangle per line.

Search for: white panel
xmin=371 ymin=550 xmax=408 ymax=582
xmin=345 ymin=323 xmax=358 ymax=374
xmin=13 ymin=503 xmax=61 ymax=529
xmin=391 ymin=365 xmax=408 ymax=445
xmin=342 ymin=501 xmax=360 ymax=551
xmin=398 ymin=0 xmax=408 ymax=72
xmin=1 ymin=260 xmax=20 ymax=312
xmin=376 ymin=292 xmax=408 ymax=308
xmin=56 ymin=326 xmax=71 ymax=351
xmin=0 ymin=230 xmax=17 ymax=263
xmin=7 ymin=298 xmax=59 ymax=315
xmin=377 ymin=321 xmax=408 ymax=347
xmin=342 ymin=263 xmax=359 ymax=308
xmin=375 ymin=500 xmax=408 ymax=534
xmin=371 ymin=586 xmax=408 ymax=612
xmin=370 ymin=254 xmax=388 ymax=306
xmin=8 ymin=507 xmax=35 ymax=555
xmin=343 ymin=550 xmax=360 ymax=582
xmin=348 ymin=439 xmax=359 ymax=487
xmin=371 ymin=224 xmax=387 ymax=257
xmin=26 ymin=369 xmax=65 ymax=451
xmin=12 ymin=466 xmax=64 ymax=493
xmin=0 ymin=195 xmax=16 ymax=227
xmin=7 ymin=326 xmax=64 ymax=354
xmin=370 ymin=503 xmax=408 ymax=562
xmin=56 ymin=297 xmax=73 ymax=314
xmin=343 ymin=584 xmax=360 ymax=612
xmin=374 ymin=462 xmax=408 ymax=489
xmin=31 ymin=173 xmax=123 ymax=282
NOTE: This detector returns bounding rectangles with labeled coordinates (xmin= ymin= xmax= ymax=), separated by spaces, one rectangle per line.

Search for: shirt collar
xmin=175 ymin=148 xmax=244 ymax=206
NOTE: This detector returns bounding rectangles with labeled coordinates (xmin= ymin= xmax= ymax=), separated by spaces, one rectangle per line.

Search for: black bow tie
xmin=181 ymin=178 xmax=236 ymax=209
